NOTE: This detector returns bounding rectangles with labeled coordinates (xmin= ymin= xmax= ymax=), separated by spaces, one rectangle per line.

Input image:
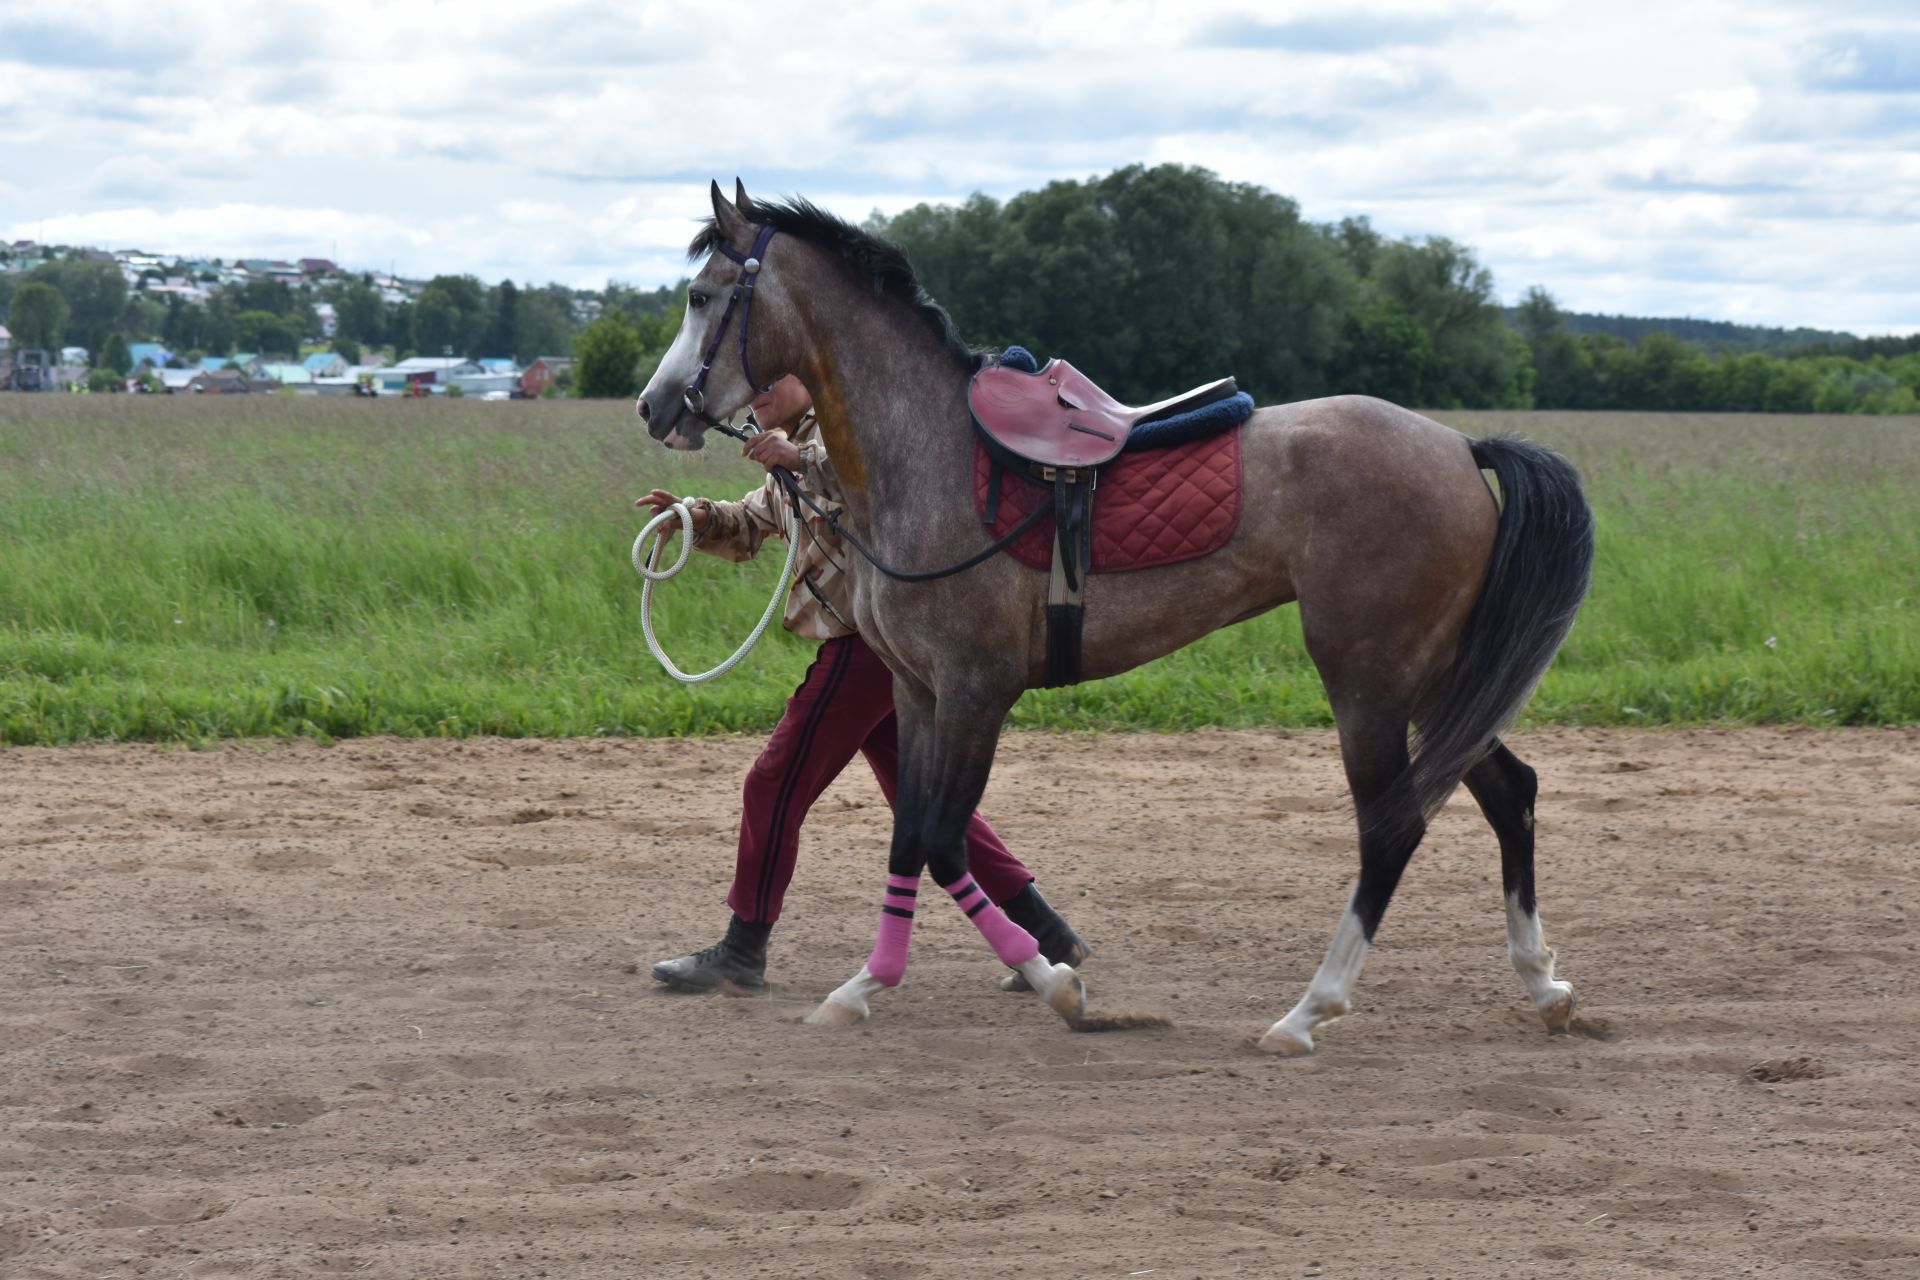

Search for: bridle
xmin=669 ymin=220 xmax=1059 ymax=582
xmin=680 ymin=223 xmax=778 ymax=440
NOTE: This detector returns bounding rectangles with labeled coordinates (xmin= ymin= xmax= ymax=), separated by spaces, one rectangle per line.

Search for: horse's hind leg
xmin=1463 ymin=740 xmax=1575 ymax=1032
xmin=1259 ymin=704 xmax=1425 ymax=1056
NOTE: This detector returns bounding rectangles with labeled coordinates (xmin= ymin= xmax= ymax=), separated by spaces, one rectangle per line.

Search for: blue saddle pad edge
xmin=1125 ymin=391 xmax=1255 ymax=451
xmin=993 ymin=346 xmax=1254 ymax=452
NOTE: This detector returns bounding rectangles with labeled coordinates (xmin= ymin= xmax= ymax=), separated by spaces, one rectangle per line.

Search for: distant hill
xmin=1505 ymin=308 xmax=1859 ymax=355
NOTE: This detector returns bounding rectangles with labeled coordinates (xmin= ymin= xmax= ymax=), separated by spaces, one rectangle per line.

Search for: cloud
xmin=3 ymin=18 xmax=194 ymax=70
xmin=1801 ymin=31 xmax=1920 ymax=93
xmin=1193 ymin=13 xmax=1483 ymax=52
xmin=0 ymin=1 xmax=1917 ymax=331
xmin=86 ymin=156 xmax=176 ymax=201
xmin=1608 ymin=173 xmax=1797 ymax=196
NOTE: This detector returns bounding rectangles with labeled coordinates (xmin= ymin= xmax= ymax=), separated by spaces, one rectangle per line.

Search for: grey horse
xmin=638 ymin=182 xmax=1593 ymax=1054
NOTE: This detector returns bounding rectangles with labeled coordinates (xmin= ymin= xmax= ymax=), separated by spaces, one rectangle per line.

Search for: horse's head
xmin=637 ymin=180 xmax=798 ymax=451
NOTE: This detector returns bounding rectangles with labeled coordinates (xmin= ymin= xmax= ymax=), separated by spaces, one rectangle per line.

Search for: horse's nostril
xmin=636 ymin=396 xmax=651 ymax=421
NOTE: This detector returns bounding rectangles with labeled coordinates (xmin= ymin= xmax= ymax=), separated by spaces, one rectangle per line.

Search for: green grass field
xmin=1 ymin=396 xmax=1915 ymax=745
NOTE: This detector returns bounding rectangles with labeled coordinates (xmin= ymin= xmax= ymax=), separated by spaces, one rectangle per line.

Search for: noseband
xmin=681 ymin=223 xmax=779 ymax=440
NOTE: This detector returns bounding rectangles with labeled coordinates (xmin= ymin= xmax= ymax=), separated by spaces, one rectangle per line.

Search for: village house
xmin=521 ymin=357 xmax=572 ymax=398
xmin=373 ymin=356 xmax=464 ymax=395
xmin=187 ymin=368 xmax=252 ymax=394
xmin=258 ymin=363 xmax=315 ymax=390
xmin=449 ymin=359 xmax=518 ymax=397
xmin=301 ymin=352 xmax=350 ymax=378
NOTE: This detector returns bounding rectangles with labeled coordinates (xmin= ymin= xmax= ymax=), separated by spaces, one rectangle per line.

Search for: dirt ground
xmin=3 ymin=728 xmax=1918 ymax=1279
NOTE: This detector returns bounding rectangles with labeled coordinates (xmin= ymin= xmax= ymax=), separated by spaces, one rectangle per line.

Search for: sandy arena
xmin=3 ymin=727 xmax=1917 ymax=1278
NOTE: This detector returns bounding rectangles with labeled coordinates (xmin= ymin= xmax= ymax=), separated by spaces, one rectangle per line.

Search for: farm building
xmin=521 ymin=357 xmax=572 ymax=398
xmin=187 ymin=369 xmax=252 ymax=394
xmin=451 ymin=360 xmax=518 ymax=397
xmin=258 ymin=363 xmax=315 ymax=390
xmin=373 ymin=356 xmax=465 ymax=395
xmin=302 ymin=352 xmax=350 ymax=378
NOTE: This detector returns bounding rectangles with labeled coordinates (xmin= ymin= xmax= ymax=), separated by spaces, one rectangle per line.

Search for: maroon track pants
xmin=728 ymin=633 xmax=1034 ymax=924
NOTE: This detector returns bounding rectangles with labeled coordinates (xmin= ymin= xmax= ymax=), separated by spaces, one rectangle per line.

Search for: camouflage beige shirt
xmin=691 ymin=412 xmax=857 ymax=641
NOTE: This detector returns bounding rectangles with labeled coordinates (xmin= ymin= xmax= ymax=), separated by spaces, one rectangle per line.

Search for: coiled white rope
xmin=632 ymin=499 xmax=799 ymax=684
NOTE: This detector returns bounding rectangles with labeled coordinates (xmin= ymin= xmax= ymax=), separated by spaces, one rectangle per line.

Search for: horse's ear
xmin=734 ymin=177 xmax=752 ymax=215
xmin=709 ymin=180 xmax=749 ymax=242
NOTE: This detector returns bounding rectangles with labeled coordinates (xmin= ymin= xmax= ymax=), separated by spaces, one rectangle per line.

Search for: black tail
xmin=1386 ymin=436 xmax=1595 ymax=844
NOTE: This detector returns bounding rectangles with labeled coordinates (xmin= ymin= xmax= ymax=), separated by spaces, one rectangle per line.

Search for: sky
xmin=3 ymin=0 xmax=1918 ymax=335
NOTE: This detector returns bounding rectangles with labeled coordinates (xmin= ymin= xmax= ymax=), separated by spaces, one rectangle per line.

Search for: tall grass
xmin=1 ymin=397 xmax=1914 ymax=744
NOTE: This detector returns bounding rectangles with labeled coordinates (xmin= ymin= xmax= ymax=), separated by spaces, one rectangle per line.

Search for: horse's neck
xmin=800 ymin=308 xmax=975 ymax=543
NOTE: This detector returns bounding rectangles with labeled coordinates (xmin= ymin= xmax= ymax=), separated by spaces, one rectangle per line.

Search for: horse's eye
xmin=688 ymin=290 xmax=709 ymax=310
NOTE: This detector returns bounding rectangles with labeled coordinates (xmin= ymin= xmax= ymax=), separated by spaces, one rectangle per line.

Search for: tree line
xmin=573 ymin=164 xmax=1917 ymax=413
xmin=0 ymin=257 xmax=684 ymax=371
xmin=867 ymin=166 xmax=1920 ymax=415
xmin=1516 ymin=288 xmax=1920 ymax=414
xmin=9 ymin=163 xmax=1918 ymax=413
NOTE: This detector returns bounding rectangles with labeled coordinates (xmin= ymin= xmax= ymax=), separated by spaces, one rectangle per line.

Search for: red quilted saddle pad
xmin=972 ymin=427 xmax=1243 ymax=574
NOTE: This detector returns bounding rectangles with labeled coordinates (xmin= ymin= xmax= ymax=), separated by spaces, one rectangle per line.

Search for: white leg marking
xmin=1260 ymin=896 xmax=1370 ymax=1056
xmin=1014 ymin=956 xmax=1087 ymax=1022
xmin=1506 ymin=892 xmax=1576 ymax=1032
xmin=805 ymin=964 xmax=885 ymax=1026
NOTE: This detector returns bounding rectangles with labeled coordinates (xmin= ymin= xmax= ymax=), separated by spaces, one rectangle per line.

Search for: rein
xmin=766 ymin=465 xmax=1055 ymax=583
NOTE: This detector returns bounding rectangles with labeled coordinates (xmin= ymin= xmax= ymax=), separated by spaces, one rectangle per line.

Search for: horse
xmin=637 ymin=181 xmax=1594 ymax=1054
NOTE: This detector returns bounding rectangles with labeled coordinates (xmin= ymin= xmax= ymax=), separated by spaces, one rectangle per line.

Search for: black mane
xmin=690 ymin=195 xmax=985 ymax=370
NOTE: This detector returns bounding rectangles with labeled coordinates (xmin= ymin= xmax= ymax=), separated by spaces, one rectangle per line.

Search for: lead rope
xmin=632 ymin=498 xmax=799 ymax=685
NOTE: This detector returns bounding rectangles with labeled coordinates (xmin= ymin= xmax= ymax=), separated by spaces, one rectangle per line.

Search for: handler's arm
xmin=696 ymin=478 xmax=784 ymax=563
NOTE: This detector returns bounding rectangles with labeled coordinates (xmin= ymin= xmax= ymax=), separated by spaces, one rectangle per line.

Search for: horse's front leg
xmin=805 ymin=677 xmax=939 ymax=1026
xmin=807 ymin=681 xmax=1083 ymax=1026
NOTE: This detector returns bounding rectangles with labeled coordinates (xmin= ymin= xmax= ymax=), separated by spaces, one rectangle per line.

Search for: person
xmin=639 ymin=374 xmax=1089 ymax=993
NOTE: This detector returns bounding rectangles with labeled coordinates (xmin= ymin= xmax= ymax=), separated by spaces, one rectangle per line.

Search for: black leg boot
xmin=650 ymin=915 xmax=772 ymax=992
xmin=997 ymin=883 xmax=1091 ymax=992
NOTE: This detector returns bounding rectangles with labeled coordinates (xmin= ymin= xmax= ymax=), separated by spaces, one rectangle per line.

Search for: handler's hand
xmin=636 ymin=489 xmax=709 ymax=534
xmin=743 ymin=432 xmax=802 ymax=474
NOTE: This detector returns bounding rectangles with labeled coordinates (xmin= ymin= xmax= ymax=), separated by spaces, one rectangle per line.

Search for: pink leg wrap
xmin=867 ymin=873 xmax=918 ymax=987
xmin=944 ymin=874 xmax=1040 ymax=967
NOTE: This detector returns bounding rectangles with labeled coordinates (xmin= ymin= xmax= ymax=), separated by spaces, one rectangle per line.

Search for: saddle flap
xmin=970 ymin=359 xmax=1130 ymax=470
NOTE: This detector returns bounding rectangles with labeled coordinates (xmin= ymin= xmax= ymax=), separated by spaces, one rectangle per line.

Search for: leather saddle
xmin=970 ymin=358 xmax=1240 ymax=472
xmin=967 ymin=357 xmax=1241 ymax=689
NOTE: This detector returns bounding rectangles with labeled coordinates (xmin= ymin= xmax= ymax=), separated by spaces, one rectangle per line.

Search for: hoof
xmin=1256 ymin=1024 xmax=1315 ymax=1056
xmin=1046 ymin=972 xmax=1087 ymax=1023
xmin=1540 ymin=983 xmax=1577 ymax=1034
xmin=804 ymin=999 xmax=865 ymax=1027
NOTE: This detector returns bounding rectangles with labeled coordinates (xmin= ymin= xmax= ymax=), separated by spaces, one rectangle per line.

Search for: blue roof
xmin=302 ymin=352 xmax=343 ymax=372
xmin=200 ymin=357 xmax=231 ymax=371
xmin=477 ymin=357 xmax=519 ymax=374
xmin=128 ymin=343 xmax=172 ymax=367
